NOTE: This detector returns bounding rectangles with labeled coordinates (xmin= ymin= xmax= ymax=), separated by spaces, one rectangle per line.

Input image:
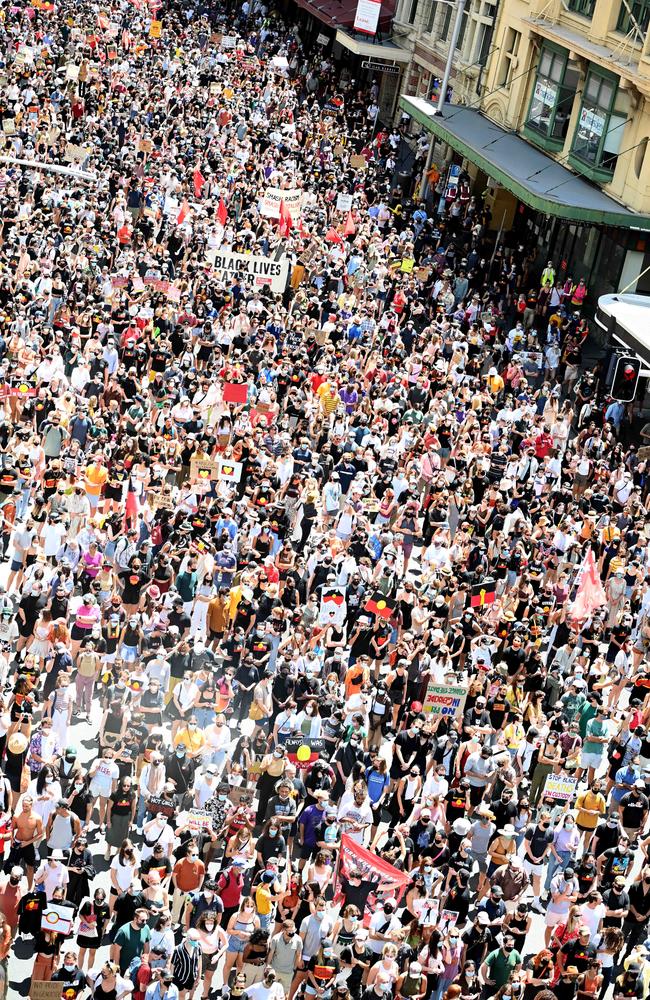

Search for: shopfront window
xmin=526 ymin=45 xmax=579 ymax=144
xmin=571 ymin=69 xmax=628 ymax=175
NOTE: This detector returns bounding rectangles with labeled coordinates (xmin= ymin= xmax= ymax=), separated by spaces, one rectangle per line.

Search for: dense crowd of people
xmin=0 ymin=2 xmax=648 ymax=1000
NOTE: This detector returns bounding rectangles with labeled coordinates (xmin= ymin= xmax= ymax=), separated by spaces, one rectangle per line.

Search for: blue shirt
xmin=365 ymin=767 xmax=390 ymax=804
xmin=612 ymin=764 xmax=641 ymax=803
xmin=300 ymin=802 xmax=327 ymax=848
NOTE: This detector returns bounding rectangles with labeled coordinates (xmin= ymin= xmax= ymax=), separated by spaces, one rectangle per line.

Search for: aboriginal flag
xmin=364 ymin=592 xmax=396 ymax=620
xmin=470 ymin=579 xmax=496 ymax=608
xmin=285 ymin=737 xmax=325 ymax=768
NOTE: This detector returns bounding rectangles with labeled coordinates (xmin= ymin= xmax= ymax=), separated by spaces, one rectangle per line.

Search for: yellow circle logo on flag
xmin=377 ymin=600 xmax=386 ymax=610
xmin=296 ymin=744 xmax=311 ymax=762
xmin=44 ymin=911 xmax=59 ymax=924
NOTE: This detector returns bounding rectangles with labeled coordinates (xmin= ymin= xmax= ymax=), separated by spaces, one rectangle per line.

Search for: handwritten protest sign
xmin=423 ymin=682 xmax=467 ymax=720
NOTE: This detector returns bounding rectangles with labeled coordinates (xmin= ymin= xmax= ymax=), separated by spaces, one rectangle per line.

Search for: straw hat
xmin=8 ymin=731 xmax=28 ymax=754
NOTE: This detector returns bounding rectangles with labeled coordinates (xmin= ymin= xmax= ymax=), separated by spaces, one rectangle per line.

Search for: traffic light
xmin=611 ymin=355 xmax=641 ymax=402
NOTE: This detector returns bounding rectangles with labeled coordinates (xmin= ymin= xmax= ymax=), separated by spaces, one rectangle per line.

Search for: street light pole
xmin=421 ymin=0 xmax=467 ymax=199
xmin=438 ymin=0 xmax=467 ymax=117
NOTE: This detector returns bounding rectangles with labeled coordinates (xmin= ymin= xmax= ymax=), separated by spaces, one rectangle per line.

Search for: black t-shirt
xmin=461 ymin=924 xmax=495 ymax=966
xmin=627 ymin=879 xmax=650 ymax=920
xmin=391 ymin=730 xmax=420 ymax=772
xmin=619 ymin=791 xmax=649 ymax=828
xmin=601 ymin=887 xmax=629 ymax=927
xmin=308 ymin=953 xmax=340 ymax=987
xmin=340 ymin=876 xmax=374 ymax=912
xmin=524 ymin=823 xmax=553 ymax=861
xmin=600 ymin=847 xmax=633 ymax=886
xmin=559 ymin=938 xmax=596 ymax=972
xmin=110 ymin=788 xmax=135 ymax=816
xmin=342 ymin=944 xmax=372 ymax=987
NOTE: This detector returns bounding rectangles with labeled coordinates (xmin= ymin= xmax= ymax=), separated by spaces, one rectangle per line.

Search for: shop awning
xmin=334 ymin=29 xmax=410 ymax=62
xmin=295 ymin=0 xmax=396 ymax=33
xmin=400 ymin=95 xmax=650 ymax=230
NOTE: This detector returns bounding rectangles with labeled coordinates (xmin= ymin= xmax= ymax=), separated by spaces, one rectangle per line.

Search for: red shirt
xmin=535 ymin=432 xmax=553 ymax=458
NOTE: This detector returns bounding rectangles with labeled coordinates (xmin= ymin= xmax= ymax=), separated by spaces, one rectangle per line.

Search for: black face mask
xmin=9 ymin=876 xmax=20 ymax=885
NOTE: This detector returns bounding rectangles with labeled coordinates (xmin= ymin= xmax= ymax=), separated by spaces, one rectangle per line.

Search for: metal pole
xmin=420 ymin=0 xmax=467 ymax=199
xmin=0 ymin=156 xmax=97 ymax=183
xmin=438 ymin=0 xmax=467 ymax=117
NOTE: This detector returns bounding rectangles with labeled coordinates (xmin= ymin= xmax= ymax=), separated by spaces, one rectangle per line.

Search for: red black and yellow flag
xmin=470 ymin=579 xmax=496 ymax=608
xmin=364 ymin=592 xmax=396 ymax=620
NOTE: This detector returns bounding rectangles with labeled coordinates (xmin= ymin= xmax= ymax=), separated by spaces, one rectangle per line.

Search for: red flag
xmin=216 ymin=197 xmax=228 ymax=226
xmin=336 ymin=834 xmax=411 ymax=904
xmin=223 ymin=382 xmax=248 ymax=405
xmin=569 ymin=548 xmax=606 ymax=622
xmin=177 ymin=199 xmax=189 ymax=225
xmin=193 ymin=168 xmax=206 ymax=198
xmin=325 ymin=227 xmax=343 ymax=244
xmin=344 ymin=211 xmax=356 ymax=236
xmin=297 ymin=219 xmax=310 ymax=238
xmin=278 ymin=199 xmax=292 ymax=237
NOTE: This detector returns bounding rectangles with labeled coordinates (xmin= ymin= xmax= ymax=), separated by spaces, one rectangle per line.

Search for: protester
xmin=0 ymin=2 xmax=648 ymax=1000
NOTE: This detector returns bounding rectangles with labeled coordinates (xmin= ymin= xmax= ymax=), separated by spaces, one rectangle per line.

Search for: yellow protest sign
xmin=149 ymin=20 xmax=162 ymax=39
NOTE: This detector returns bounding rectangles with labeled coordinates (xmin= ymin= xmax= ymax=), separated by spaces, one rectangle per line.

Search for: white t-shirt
xmin=90 ymin=759 xmax=120 ymax=797
xmin=243 ymin=983 xmax=285 ymax=1000
xmin=579 ymin=901 xmax=606 ymax=941
xmin=35 ymin=860 xmax=69 ymax=900
xmin=110 ymin=853 xmax=140 ymax=892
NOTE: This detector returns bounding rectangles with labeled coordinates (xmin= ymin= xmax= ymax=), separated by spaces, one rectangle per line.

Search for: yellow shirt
xmin=173 ymin=726 xmax=206 ymax=754
xmin=575 ymin=790 xmax=605 ymax=830
xmin=255 ymin=883 xmax=272 ymax=916
xmin=85 ymin=463 xmax=108 ymax=495
xmin=487 ymin=373 xmax=504 ymax=394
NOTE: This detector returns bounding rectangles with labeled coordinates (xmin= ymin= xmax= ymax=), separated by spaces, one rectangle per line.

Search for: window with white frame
xmin=498 ymin=27 xmax=520 ymax=87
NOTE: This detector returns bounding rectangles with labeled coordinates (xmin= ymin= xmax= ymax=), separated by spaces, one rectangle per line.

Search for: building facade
xmin=392 ymin=0 xmax=498 ymax=105
xmin=400 ymin=0 xmax=650 ymax=302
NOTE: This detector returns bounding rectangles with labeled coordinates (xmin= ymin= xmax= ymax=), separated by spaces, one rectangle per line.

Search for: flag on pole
xmin=344 ymin=210 xmax=356 ymax=236
xmin=569 ymin=548 xmax=606 ymax=622
xmin=177 ymin=199 xmax=189 ymax=225
xmin=222 ymin=382 xmax=248 ymax=405
xmin=278 ymin=199 xmax=292 ymax=237
xmin=216 ymin=197 xmax=227 ymax=226
xmin=325 ymin=227 xmax=343 ymax=244
xmin=193 ymin=168 xmax=206 ymax=198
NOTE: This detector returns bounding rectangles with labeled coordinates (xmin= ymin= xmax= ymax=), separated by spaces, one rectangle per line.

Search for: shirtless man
xmin=10 ymin=795 xmax=43 ymax=888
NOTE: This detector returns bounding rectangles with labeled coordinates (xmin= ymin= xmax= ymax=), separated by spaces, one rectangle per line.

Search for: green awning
xmin=401 ymin=95 xmax=650 ymax=230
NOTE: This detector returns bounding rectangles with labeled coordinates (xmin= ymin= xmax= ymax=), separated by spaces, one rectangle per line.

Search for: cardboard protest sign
xmin=190 ymin=456 xmax=219 ymax=483
xmin=319 ymin=586 xmax=347 ymax=626
xmin=209 ymin=249 xmax=289 ymax=293
xmin=260 ymin=187 xmax=302 ymax=219
xmin=41 ymin=903 xmax=73 ymax=936
xmin=422 ymin=682 xmax=467 ymax=720
xmin=217 ymin=459 xmax=243 ymax=483
xmin=542 ymin=775 xmax=578 ymax=801
xmin=285 ymin=736 xmax=325 ymax=768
